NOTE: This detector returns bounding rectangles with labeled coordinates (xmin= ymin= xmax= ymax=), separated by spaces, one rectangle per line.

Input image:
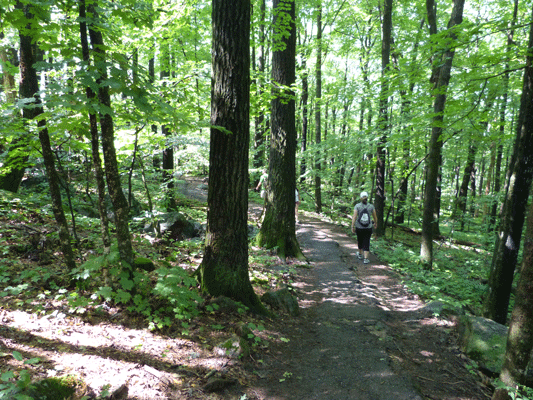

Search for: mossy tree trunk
xmin=17 ymin=1 xmax=76 ymax=270
xmin=79 ymin=0 xmax=111 ymax=252
xmin=87 ymin=2 xmax=134 ymax=267
xmin=200 ymin=0 xmax=266 ymax=315
xmin=256 ymin=0 xmax=304 ymax=261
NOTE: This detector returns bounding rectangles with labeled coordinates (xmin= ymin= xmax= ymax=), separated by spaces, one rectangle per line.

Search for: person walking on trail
xmin=255 ymin=169 xmax=268 ymax=199
xmin=351 ymin=191 xmax=378 ymax=264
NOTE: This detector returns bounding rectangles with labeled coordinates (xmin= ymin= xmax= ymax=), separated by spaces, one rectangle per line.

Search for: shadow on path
xmin=251 ymin=214 xmax=489 ymax=400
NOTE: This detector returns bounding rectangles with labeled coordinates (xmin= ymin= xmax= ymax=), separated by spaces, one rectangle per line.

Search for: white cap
xmin=360 ymin=191 xmax=368 ymax=198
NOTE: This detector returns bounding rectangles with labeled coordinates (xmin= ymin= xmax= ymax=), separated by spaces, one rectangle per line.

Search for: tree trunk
xmin=492 ymin=187 xmax=533 ymax=400
xmin=0 ymin=33 xmax=17 ymax=104
xmin=375 ymin=0 xmax=392 ymax=238
xmin=483 ymin=3 xmax=533 ymax=324
xmin=79 ymin=0 xmax=111 ymax=251
xmin=300 ymin=57 xmax=308 ymax=183
xmin=455 ymin=141 xmax=477 ymax=231
xmin=17 ymin=1 xmax=76 ymax=270
xmin=87 ymin=2 xmax=134 ymax=267
xmin=253 ymin=0 xmax=266 ymax=175
xmin=257 ymin=0 xmax=303 ymax=261
xmin=490 ymin=0 xmax=517 ymax=234
xmin=420 ymin=0 xmax=465 ymax=268
xmin=200 ymin=0 xmax=265 ymax=314
xmin=314 ymin=2 xmax=322 ymax=213
xmin=0 ymin=12 xmax=28 ymax=193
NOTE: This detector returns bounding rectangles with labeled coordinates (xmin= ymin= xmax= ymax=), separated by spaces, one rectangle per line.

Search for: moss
xmin=20 ymin=376 xmax=77 ymax=400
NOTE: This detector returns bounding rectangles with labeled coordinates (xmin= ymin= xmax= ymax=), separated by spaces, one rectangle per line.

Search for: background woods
xmin=1 ymin=0 xmax=533 ymax=398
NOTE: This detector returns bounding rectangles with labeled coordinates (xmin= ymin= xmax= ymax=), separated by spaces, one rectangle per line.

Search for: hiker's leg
xmin=362 ymin=229 xmax=371 ymax=262
xmin=355 ymin=229 xmax=364 ymax=258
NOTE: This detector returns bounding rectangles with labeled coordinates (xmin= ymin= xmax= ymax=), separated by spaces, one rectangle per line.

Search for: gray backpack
xmin=358 ymin=207 xmax=371 ymax=227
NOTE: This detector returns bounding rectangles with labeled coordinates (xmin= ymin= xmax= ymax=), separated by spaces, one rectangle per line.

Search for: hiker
xmin=255 ymin=169 xmax=268 ymax=199
xmin=295 ymin=188 xmax=300 ymax=223
xmin=351 ymin=191 xmax=378 ymax=264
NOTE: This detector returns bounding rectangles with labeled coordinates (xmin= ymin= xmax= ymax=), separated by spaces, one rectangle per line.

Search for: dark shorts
xmin=356 ymin=228 xmax=373 ymax=251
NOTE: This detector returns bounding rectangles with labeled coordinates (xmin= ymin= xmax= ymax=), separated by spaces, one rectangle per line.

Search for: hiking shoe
xmin=357 ymin=253 xmax=363 ymax=260
xmin=363 ymin=258 xmax=370 ymax=264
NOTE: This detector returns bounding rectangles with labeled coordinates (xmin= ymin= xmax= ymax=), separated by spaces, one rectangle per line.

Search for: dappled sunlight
xmin=0 ymin=308 xmax=240 ymax=398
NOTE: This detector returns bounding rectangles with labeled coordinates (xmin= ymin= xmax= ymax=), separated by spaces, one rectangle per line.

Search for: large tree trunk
xmin=492 ymin=187 xmax=533 ymax=400
xmin=257 ymin=0 xmax=303 ymax=261
xmin=483 ymin=4 xmax=533 ymax=325
xmin=79 ymin=0 xmax=111 ymax=251
xmin=420 ymin=0 xmax=465 ymax=268
xmin=17 ymin=1 xmax=76 ymax=270
xmin=87 ymin=2 xmax=134 ymax=267
xmin=375 ymin=0 xmax=392 ymax=238
xmin=200 ymin=0 xmax=265 ymax=314
xmin=490 ymin=0 xmax=518 ymax=234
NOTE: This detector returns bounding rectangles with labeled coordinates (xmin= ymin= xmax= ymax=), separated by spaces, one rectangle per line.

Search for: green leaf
xmin=1 ymin=371 xmax=15 ymax=382
xmin=12 ymin=351 xmax=23 ymax=361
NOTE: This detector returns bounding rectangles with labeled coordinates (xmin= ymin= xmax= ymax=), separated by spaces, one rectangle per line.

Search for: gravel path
xmin=248 ymin=213 xmax=491 ymax=400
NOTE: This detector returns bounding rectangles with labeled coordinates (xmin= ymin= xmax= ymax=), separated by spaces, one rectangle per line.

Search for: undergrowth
xmin=372 ymin=229 xmax=491 ymax=316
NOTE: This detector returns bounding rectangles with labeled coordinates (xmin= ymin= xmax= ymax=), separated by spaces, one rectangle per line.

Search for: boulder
xmin=458 ymin=315 xmax=508 ymax=376
xmin=261 ymin=287 xmax=300 ymax=316
xmin=144 ymin=211 xmax=203 ymax=240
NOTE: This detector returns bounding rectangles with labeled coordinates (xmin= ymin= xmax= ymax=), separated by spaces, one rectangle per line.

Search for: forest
xmin=1 ymin=0 xmax=533 ymax=398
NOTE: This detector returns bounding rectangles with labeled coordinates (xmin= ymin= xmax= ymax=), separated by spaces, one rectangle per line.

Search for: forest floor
xmin=0 ymin=178 xmax=494 ymax=399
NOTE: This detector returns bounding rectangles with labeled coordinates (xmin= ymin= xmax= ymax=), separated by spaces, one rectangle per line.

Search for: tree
xmin=314 ymin=1 xmax=323 ymax=213
xmin=483 ymin=3 xmax=533 ymax=324
xmin=79 ymin=0 xmax=111 ymax=252
xmin=16 ymin=0 xmax=76 ymax=270
xmin=87 ymin=2 xmax=134 ymax=267
xmin=492 ymin=175 xmax=533 ymax=400
xmin=200 ymin=0 xmax=265 ymax=314
xmin=420 ymin=0 xmax=465 ymax=269
xmin=256 ymin=0 xmax=304 ymax=260
xmin=374 ymin=0 xmax=393 ymax=238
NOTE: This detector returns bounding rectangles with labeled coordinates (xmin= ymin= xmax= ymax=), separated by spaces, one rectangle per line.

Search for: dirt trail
xmin=247 ymin=213 xmax=492 ymax=400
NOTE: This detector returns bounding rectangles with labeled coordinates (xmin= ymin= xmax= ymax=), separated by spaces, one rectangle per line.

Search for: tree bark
xmin=492 ymin=185 xmax=533 ymax=400
xmin=314 ymin=2 xmax=323 ymax=213
xmin=79 ymin=0 xmax=111 ymax=251
xmin=87 ymin=2 xmax=134 ymax=267
xmin=490 ymin=0 xmax=517 ymax=234
xmin=455 ymin=140 xmax=477 ymax=230
xmin=17 ymin=0 xmax=76 ymax=270
xmin=0 ymin=16 xmax=28 ymax=193
xmin=200 ymin=0 xmax=266 ymax=314
xmin=253 ymin=0 xmax=267 ymax=175
xmin=375 ymin=0 xmax=392 ymax=238
xmin=420 ymin=0 xmax=465 ymax=268
xmin=257 ymin=0 xmax=303 ymax=261
xmin=483 ymin=3 xmax=533 ymax=325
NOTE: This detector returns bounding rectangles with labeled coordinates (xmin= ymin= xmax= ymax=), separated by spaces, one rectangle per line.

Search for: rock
xmin=458 ymin=315 xmax=508 ymax=375
xmin=214 ymin=334 xmax=250 ymax=359
xmin=134 ymin=257 xmax=155 ymax=272
xmin=144 ymin=211 xmax=202 ymax=240
xmin=109 ymin=384 xmax=129 ymax=399
xmin=207 ymin=296 xmax=241 ymax=314
xmin=203 ymin=377 xmax=237 ymax=392
xmin=261 ymin=287 xmax=300 ymax=316
xmin=415 ymin=301 xmax=464 ymax=318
